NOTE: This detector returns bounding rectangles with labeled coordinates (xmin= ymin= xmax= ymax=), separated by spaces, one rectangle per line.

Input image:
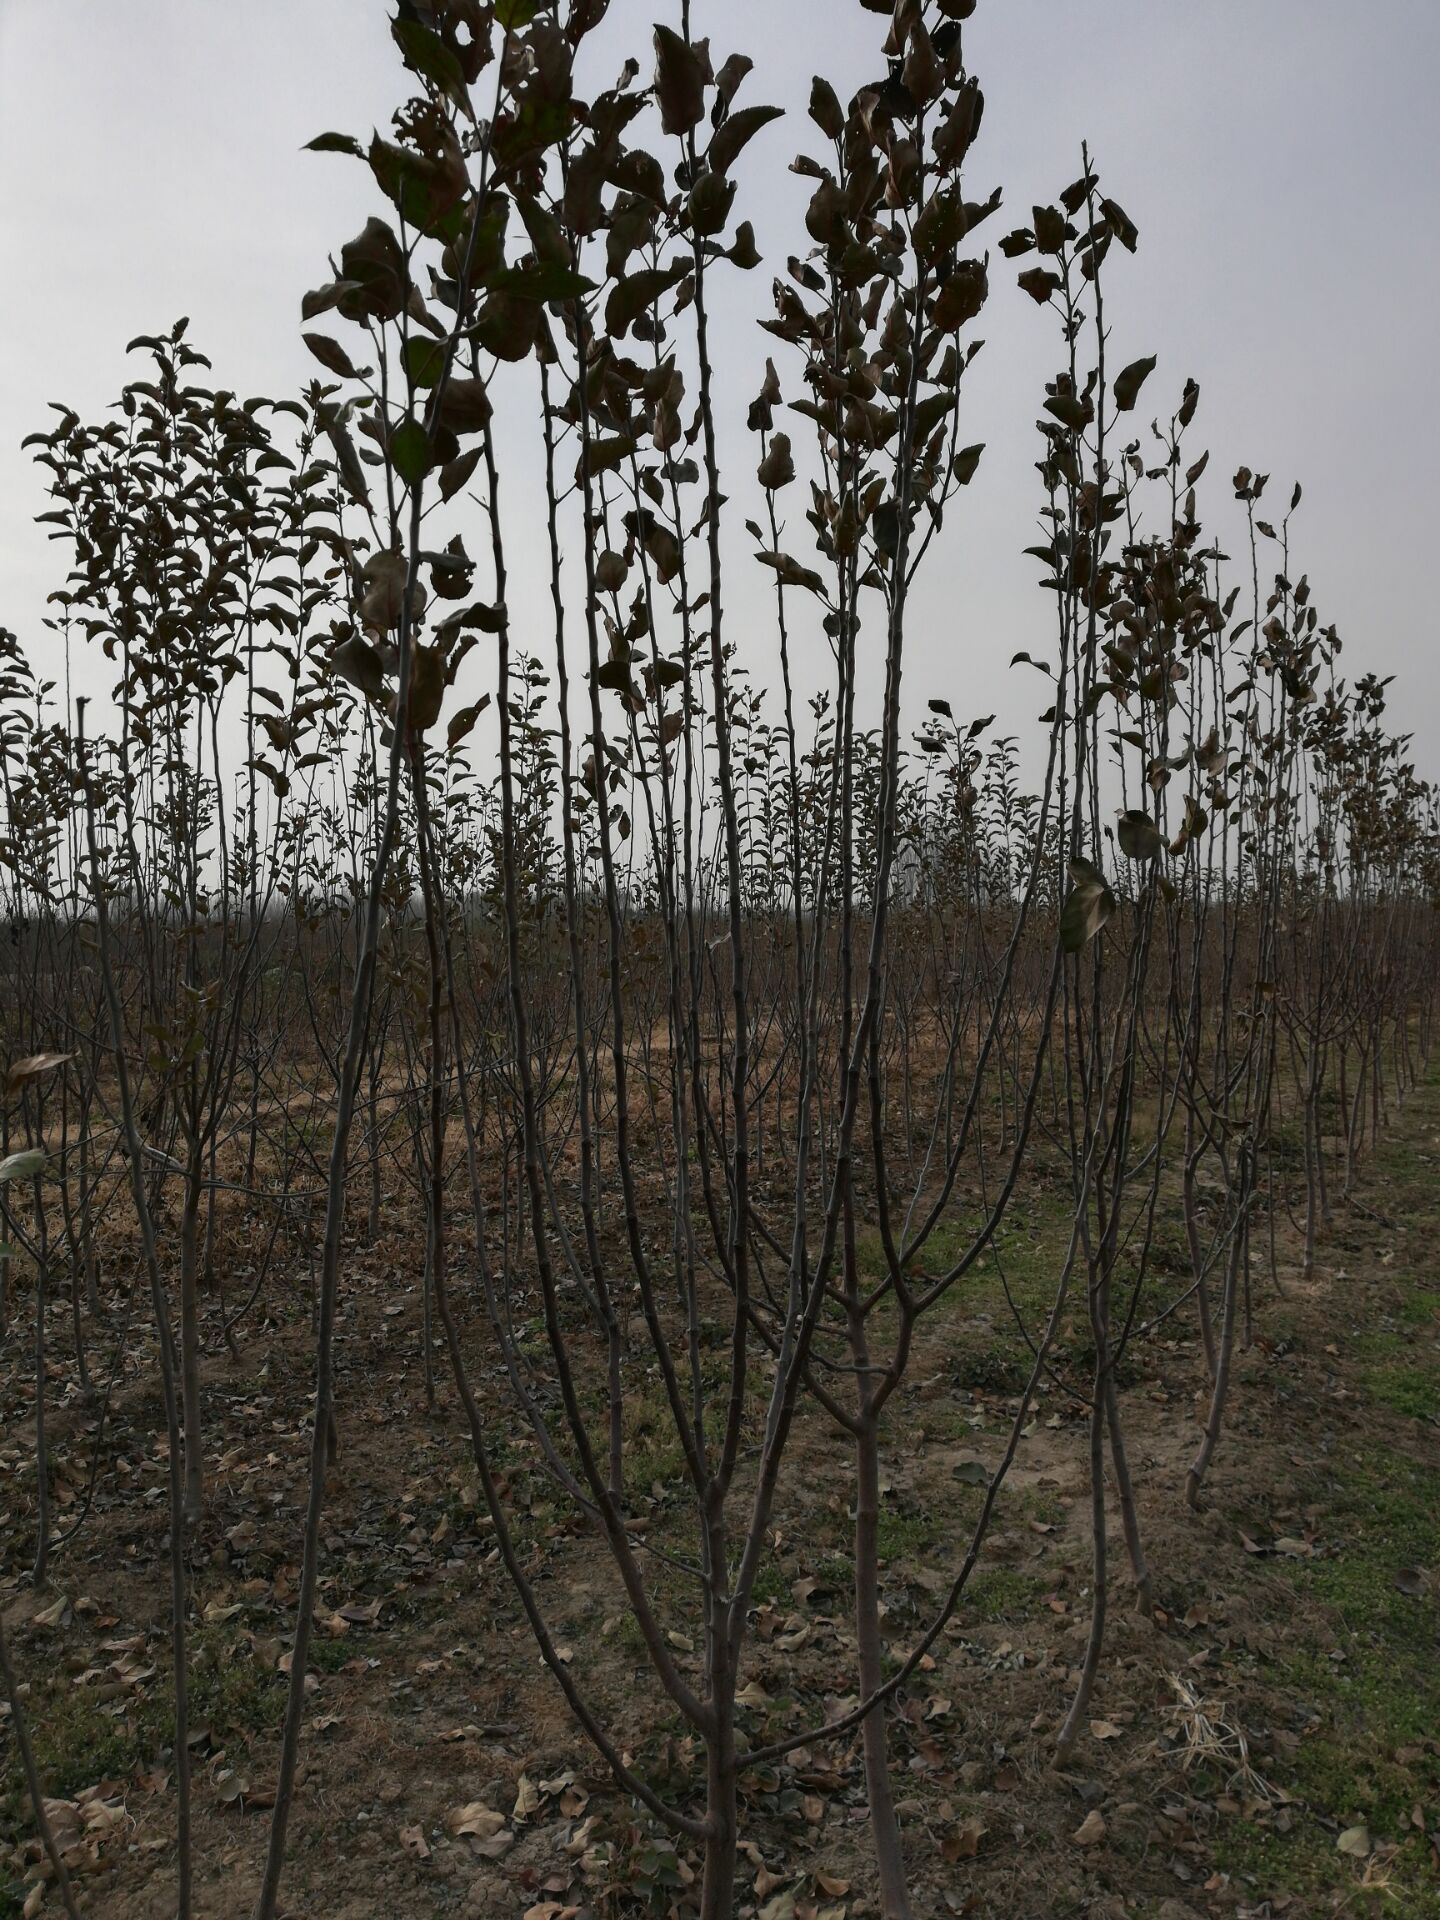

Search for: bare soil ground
xmin=3 ymin=1081 xmax=1438 ymax=1919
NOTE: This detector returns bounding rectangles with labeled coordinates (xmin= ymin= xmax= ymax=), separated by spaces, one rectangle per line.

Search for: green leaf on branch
xmin=389 ymin=417 xmax=432 ymax=487
xmin=1059 ymin=859 xmax=1116 ymax=953
xmin=392 ymin=20 xmax=468 ymax=108
xmin=439 ymin=447 xmax=482 ymax=501
xmin=1032 ymin=204 xmax=1067 ymax=254
xmin=446 ymin=696 xmax=491 ymax=754
xmin=474 ymin=292 xmax=541 ymax=361
xmin=407 ymin=646 xmax=446 ymax=734
xmin=1100 ymin=196 xmax=1139 ymax=251
xmin=437 ymin=378 xmax=493 ymax=435
xmin=404 ymin=337 xmax=448 ymax=390
xmin=582 ymin=436 xmax=638 ymax=480
xmin=1114 ymin=355 xmax=1157 ymax=413
xmin=489 ymin=263 xmax=596 ymax=303
xmin=1017 ymin=266 xmax=1061 ymax=305
xmin=607 ymin=264 xmax=688 ymax=340
xmin=304 ymin=132 xmax=365 ymax=158
xmin=303 ymin=333 xmax=361 ymax=380
xmin=322 ymin=416 xmax=371 ymax=508
xmin=0 ymin=1149 xmax=48 ymax=1185
xmin=1044 ymin=392 xmax=1092 ymax=432
xmin=338 ymin=217 xmax=409 ymax=322
xmin=952 ymin=443 xmax=985 ymax=485
xmin=332 ymin=636 xmax=387 ymax=702
xmin=1117 ymin=809 xmax=1164 ymax=861
xmin=707 ymin=104 xmax=784 ymax=178
xmin=654 ymin=25 xmax=707 ymax=136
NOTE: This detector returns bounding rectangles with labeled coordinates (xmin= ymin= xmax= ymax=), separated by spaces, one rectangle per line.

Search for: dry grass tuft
xmin=1157 ymin=1673 xmax=1277 ymax=1802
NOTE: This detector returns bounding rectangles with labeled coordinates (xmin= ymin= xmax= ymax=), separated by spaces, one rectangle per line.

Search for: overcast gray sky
xmin=2 ymin=1 xmax=1436 ymax=778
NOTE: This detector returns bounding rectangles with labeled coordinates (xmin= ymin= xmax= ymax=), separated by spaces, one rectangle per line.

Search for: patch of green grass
xmin=749 ymin=1562 xmax=792 ymax=1609
xmin=876 ymin=1508 xmax=936 ymax=1564
xmin=5 ymin=1680 xmax=154 ymax=1810
xmin=1144 ymin=1219 xmax=1193 ymax=1277
xmin=912 ymin=1401 xmax=980 ymax=1443
xmin=857 ymin=1194 xmax=1071 ymax=1314
xmin=965 ymin=1566 xmax=1044 ymax=1622
xmin=1266 ymin=1120 xmax=1306 ymax=1171
xmin=1213 ymin=1815 xmax=1339 ymax=1905
xmin=854 ymin=1191 xmax=1083 ymax=1399
xmin=308 ymin=1635 xmax=355 ymax=1678
xmin=1013 ymin=1485 xmax=1065 ymax=1528
xmin=621 ymin=1382 xmax=690 ymax=1493
xmin=1264 ymin=1309 xmax=1306 ymax=1353
xmin=1395 ymin=1289 xmax=1437 ymax=1328
xmin=1302 ymin=1451 xmax=1438 ymax=1640
xmin=1361 ymin=1361 xmax=1439 ymax=1422
xmin=812 ymin=1554 xmax=853 ymax=1598
xmin=616 ymin=1608 xmax=648 ymax=1656
xmin=950 ymin=1342 xmax=1032 ymax=1393
xmin=1215 ymin=1443 xmax=1440 ymax=1913
xmin=626 ymin=1434 xmax=688 ymax=1491
xmin=1216 ymin=1799 xmax=1438 ymax=1917
xmin=1 ymin=1624 xmax=288 ymax=1846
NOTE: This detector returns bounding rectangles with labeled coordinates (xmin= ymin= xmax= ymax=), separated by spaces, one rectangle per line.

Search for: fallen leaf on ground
xmin=1071 ymin=1808 xmax=1107 ymax=1847
xmin=513 ymin=1773 xmax=542 ymax=1820
xmin=758 ymin=1889 xmax=798 ymax=1920
xmin=943 ymin=1817 xmax=988 ymax=1862
xmin=446 ymin=1803 xmax=506 ymax=1840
